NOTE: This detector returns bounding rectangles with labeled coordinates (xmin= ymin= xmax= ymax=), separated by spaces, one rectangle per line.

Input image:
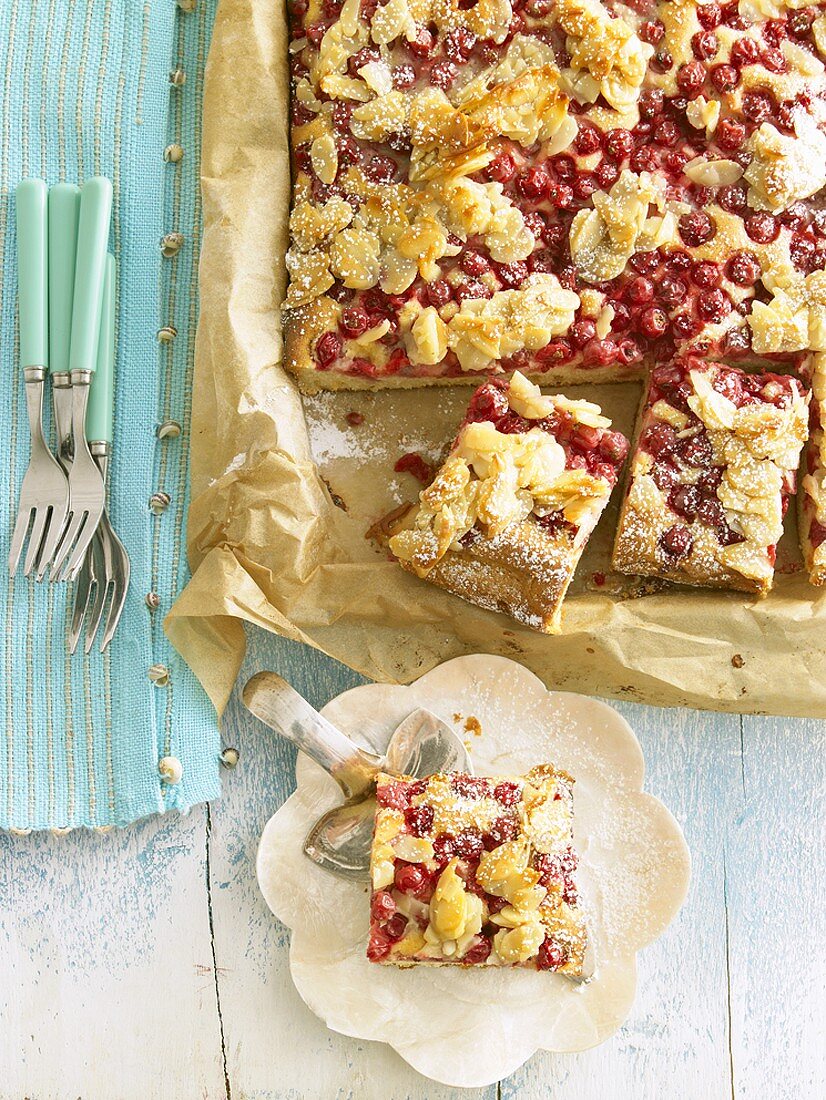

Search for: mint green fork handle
xmin=87 ymin=254 xmax=115 ymax=444
xmin=69 ymin=176 xmax=113 ymax=374
xmin=48 ymin=183 xmax=81 ymax=375
xmin=15 ymin=179 xmax=48 ymax=370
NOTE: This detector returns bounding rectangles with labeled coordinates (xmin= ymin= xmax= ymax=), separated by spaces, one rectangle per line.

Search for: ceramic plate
xmin=257 ymin=654 xmax=691 ymax=1087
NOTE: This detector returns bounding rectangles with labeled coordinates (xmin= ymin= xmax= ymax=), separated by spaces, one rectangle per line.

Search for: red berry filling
xmin=537 ymin=937 xmax=568 ymax=971
xmin=405 ymin=803 xmax=435 ymax=836
xmin=493 ymin=780 xmax=521 ymax=806
xmin=376 ymin=780 xmax=413 ymax=810
xmin=642 ymin=360 xmax=801 ymax=551
xmin=394 ymin=452 xmax=434 ymax=485
xmin=810 ymin=519 xmax=826 ymax=550
xmin=394 ymin=862 xmax=429 ymax=895
xmin=462 ymin=936 xmax=493 ymax=964
xmin=450 ymin=774 xmax=491 ymax=800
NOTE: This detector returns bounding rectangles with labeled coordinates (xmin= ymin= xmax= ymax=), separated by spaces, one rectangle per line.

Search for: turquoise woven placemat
xmin=0 ymin=0 xmax=221 ymax=829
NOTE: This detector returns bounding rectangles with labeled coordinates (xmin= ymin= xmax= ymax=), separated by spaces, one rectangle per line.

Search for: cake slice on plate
xmin=368 ymin=765 xmax=588 ymax=973
xmin=384 ymin=371 xmax=628 ymax=632
xmin=613 ymin=357 xmax=809 ymax=594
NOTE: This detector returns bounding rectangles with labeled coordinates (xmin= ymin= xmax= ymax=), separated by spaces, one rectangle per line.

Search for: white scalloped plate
xmin=257 ymin=654 xmax=691 ymax=1087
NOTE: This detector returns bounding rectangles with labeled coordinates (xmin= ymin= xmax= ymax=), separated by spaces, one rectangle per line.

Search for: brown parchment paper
xmin=166 ymin=0 xmax=826 ymax=719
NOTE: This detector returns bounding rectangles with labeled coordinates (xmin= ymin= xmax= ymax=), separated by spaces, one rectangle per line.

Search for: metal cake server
xmin=242 ymin=671 xmax=471 ymax=880
xmin=304 ymin=706 xmax=472 ymax=879
xmin=51 ymin=177 xmax=112 ymax=581
xmin=8 ymin=180 xmax=70 ymax=578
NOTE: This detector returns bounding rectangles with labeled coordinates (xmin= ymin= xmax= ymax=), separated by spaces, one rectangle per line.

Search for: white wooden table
xmin=1 ymin=625 xmax=823 ymax=1099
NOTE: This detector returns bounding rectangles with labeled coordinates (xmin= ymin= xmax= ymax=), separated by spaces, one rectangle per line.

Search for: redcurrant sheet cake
xmin=612 ymin=357 xmax=809 ymax=592
xmin=285 ymin=0 xmax=826 ymax=394
xmin=382 ymin=371 xmax=629 ymax=630
xmin=285 ymin=0 xmax=826 ymax=601
xmin=368 ymin=766 xmax=588 ymax=972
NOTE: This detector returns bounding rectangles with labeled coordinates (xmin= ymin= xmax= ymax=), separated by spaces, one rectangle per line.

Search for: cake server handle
xmin=243 ymin=671 xmax=382 ymax=800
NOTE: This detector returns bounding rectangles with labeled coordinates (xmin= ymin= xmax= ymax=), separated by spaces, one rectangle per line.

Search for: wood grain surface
xmin=1 ymin=625 xmax=823 ymax=1099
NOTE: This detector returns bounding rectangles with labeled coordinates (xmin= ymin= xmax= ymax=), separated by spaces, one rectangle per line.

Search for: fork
xmin=8 ymin=180 xmax=70 ymax=578
xmin=70 ymin=254 xmax=130 ymax=652
xmin=48 ymin=183 xmax=81 ymax=477
xmin=50 ymin=177 xmax=112 ymax=581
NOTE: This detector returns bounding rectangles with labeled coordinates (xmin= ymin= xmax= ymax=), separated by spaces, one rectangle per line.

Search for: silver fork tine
xmin=68 ymin=541 xmax=96 ymax=654
xmin=80 ymin=535 xmax=107 ymax=653
xmin=8 ymin=509 xmax=33 ymax=577
xmin=82 ymin=518 xmax=110 ymax=649
xmin=36 ymin=501 xmax=68 ymax=578
xmin=52 ymin=510 xmax=91 ymax=579
xmin=98 ymin=516 xmax=129 ymax=652
xmin=100 ymin=586 xmax=126 ymax=651
xmin=23 ymin=506 xmax=51 ymax=576
xmin=84 ymin=528 xmax=110 ymax=653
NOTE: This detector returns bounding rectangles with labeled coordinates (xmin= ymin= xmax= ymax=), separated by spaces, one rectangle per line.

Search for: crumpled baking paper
xmin=166 ymin=0 xmax=826 ymax=719
xmin=256 ymin=655 xmax=691 ymax=1087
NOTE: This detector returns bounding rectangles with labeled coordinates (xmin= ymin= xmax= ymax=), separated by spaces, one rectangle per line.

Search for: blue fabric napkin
xmin=0 ymin=0 xmax=221 ymax=829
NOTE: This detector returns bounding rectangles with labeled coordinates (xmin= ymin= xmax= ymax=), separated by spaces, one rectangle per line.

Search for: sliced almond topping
xmin=392 ymin=834 xmax=435 ymax=863
xmin=407 ymin=307 xmax=449 ymax=365
xmin=492 ymin=920 xmax=545 ymax=964
xmin=310 ymin=132 xmax=338 ymax=186
xmin=329 ymin=227 xmax=381 ymax=289
xmin=686 ymin=96 xmax=720 ymax=134
xmin=555 ymin=0 xmax=653 ymax=111
xmin=745 ymin=117 xmax=826 ymax=213
xmin=370 ymin=0 xmax=415 ymax=45
xmin=684 ymin=157 xmax=743 ymax=187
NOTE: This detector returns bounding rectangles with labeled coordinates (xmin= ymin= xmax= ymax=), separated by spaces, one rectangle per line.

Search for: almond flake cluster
xmin=389 ymin=372 xmax=612 ymax=574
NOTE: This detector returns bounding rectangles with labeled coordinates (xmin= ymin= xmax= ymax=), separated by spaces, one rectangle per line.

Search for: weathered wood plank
xmin=0 ymin=809 xmax=224 ymax=1100
xmin=210 ymin=628 xmax=498 ymax=1100
xmin=727 ymin=714 xmax=826 ymax=1100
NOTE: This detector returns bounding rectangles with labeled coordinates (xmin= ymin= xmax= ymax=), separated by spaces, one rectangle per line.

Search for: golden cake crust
xmin=386 ymin=504 xmax=584 ymax=632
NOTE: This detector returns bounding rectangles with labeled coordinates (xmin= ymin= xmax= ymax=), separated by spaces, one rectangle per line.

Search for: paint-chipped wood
xmin=727 ymin=715 xmax=826 ymax=1100
xmin=0 ymin=809 xmax=225 ymax=1098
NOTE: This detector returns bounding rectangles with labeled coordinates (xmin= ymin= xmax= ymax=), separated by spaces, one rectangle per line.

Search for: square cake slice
xmin=384 ymin=371 xmax=628 ymax=632
xmin=613 ymin=358 xmax=809 ymax=595
xmin=368 ymin=766 xmax=587 ymax=973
